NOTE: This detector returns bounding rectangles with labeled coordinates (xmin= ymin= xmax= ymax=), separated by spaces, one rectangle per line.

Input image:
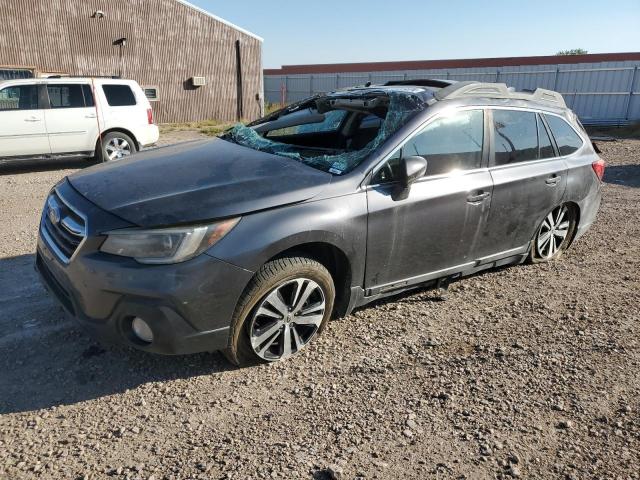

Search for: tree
xmin=556 ymin=49 xmax=588 ymax=56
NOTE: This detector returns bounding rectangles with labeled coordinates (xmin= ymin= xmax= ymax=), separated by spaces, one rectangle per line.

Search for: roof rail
xmin=435 ymin=81 xmax=567 ymax=108
xmin=40 ymin=75 xmax=122 ymax=79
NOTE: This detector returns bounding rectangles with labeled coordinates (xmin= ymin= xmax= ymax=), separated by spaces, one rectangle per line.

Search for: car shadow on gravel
xmin=604 ymin=164 xmax=640 ymax=188
xmin=0 ymin=254 xmax=235 ymax=415
xmin=0 ymin=157 xmax=99 ymax=175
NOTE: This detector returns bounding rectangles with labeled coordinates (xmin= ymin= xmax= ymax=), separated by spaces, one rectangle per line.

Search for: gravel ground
xmin=0 ymin=137 xmax=638 ymax=480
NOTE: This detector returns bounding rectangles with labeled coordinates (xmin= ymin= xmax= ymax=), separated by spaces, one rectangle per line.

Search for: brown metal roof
xmin=264 ymin=52 xmax=640 ymax=75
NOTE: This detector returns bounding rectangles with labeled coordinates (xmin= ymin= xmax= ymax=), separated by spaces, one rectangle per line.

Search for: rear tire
xmin=96 ymin=131 xmax=137 ymax=162
xmin=224 ymin=256 xmax=335 ymax=367
xmin=529 ymin=204 xmax=577 ymax=263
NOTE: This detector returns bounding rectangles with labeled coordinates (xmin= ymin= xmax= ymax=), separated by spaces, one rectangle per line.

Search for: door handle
xmin=467 ymin=191 xmax=490 ymax=204
xmin=24 ymin=116 xmax=41 ymax=122
xmin=84 ymin=114 xmax=97 ymax=119
xmin=546 ymin=175 xmax=561 ymax=186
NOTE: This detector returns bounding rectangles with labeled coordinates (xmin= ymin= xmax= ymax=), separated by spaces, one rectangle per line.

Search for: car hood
xmin=68 ymin=138 xmax=332 ymax=227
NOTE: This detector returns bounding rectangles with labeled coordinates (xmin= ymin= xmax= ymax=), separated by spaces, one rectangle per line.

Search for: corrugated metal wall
xmin=0 ymin=0 xmax=263 ymax=123
xmin=265 ymin=61 xmax=640 ymax=125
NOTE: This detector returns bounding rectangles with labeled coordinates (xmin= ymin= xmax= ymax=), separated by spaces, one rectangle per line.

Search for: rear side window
xmin=82 ymin=84 xmax=95 ymax=107
xmin=537 ymin=114 xmax=555 ymax=159
xmin=403 ymin=109 xmax=484 ymax=176
xmin=47 ymin=84 xmax=86 ymax=108
xmin=492 ymin=110 xmax=539 ymax=165
xmin=102 ymin=84 xmax=137 ymax=106
xmin=544 ymin=114 xmax=583 ymax=156
xmin=0 ymin=85 xmax=39 ymax=111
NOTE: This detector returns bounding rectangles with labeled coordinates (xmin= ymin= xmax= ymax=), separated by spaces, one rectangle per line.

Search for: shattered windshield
xmin=221 ymin=90 xmax=426 ymax=174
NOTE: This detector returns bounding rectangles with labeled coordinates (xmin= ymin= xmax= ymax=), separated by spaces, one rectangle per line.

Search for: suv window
xmin=0 ymin=85 xmax=39 ymax=111
xmin=373 ymin=109 xmax=484 ymax=183
xmin=47 ymin=84 xmax=87 ymax=109
xmin=266 ymin=109 xmax=346 ymax=137
xmin=544 ymin=114 xmax=583 ymax=156
xmin=537 ymin=114 xmax=555 ymax=159
xmin=403 ymin=109 xmax=484 ymax=176
xmin=82 ymin=85 xmax=95 ymax=107
xmin=102 ymin=84 xmax=137 ymax=106
xmin=492 ymin=110 xmax=539 ymax=165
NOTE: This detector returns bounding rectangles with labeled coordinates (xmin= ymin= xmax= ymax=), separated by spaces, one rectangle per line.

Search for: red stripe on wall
xmin=264 ymin=52 xmax=640 ymax=75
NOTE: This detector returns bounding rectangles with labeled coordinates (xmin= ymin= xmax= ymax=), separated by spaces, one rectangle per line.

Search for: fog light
xmin=131 ymin=317 xmax=154 ymax=343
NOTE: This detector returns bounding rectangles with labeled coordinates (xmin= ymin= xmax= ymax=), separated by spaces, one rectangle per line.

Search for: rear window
xmin=544 ymin=114 xmax=583 ymax=156
xmin=102 ymin=84 xmax=137 ymax=106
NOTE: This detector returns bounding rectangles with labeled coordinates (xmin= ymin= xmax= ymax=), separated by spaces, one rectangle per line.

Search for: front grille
xmin=40 ymin=190 xmax=86 ymax=263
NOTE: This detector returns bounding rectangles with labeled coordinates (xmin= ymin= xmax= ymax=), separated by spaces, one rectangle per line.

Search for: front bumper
xmin=35 ymin=218 xmax=253 ymax=355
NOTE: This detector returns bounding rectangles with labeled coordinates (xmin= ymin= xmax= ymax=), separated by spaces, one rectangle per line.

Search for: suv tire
xmin=96 ymin=131 xmax=137 ymax=162
xmin=529 ymin=204 xmax=577 ymax=263
xmin=224 ymin=256 xmax=335 ymax=367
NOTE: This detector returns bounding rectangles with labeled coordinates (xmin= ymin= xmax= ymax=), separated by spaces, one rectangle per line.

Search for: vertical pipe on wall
xmin=235 ymin=39 xmax=244 ymax=121
xmin=624 ymin=66 xmax=638 ymax=121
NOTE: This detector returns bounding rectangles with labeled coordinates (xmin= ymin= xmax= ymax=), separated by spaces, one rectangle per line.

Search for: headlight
xmin=100 ymin=218 xmax=240 ymax=264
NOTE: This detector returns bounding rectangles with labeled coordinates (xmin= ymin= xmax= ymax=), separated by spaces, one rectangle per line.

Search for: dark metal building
xmin=0 ymin=0 xmax=263 ymax=123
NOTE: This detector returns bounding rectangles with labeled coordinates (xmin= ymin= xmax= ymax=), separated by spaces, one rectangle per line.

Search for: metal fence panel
xmin=265 ymin=59 xmax=640 ymax=124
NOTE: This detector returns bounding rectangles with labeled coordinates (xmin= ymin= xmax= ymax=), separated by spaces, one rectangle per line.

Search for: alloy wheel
xmin=536 ymin=205 xmax=571 ymax=258
xmin=105 ymin=137 xmax=132 ymax=161
xmin=249 ymin=278 xmax=326 ymax=361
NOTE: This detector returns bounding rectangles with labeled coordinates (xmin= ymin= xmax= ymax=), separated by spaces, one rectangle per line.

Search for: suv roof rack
xmin=42 ymin=75 xmax=122 ymax=79
xmin=435 ymin=81 xmax=567 ymax=108
xmin=384 ymin=78 xmax=456 ymax=88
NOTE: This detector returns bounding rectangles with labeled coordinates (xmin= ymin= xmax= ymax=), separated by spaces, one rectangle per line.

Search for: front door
xmin=476 ymin=109 xmax=567 ymax=259
xmin=0 ymin=84 xmax=50 ymax=158
xmin=365 ymin=108 xmax=492 ymax=292
xmin=43 ymin=83 xmax=99 ymax=154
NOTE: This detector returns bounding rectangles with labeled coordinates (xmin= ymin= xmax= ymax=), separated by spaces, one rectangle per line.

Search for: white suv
xmin=0 ymin=77 xmax=159 ymax=162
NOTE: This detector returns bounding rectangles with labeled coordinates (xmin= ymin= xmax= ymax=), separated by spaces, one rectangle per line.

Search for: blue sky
xmin=191 ymin=0 xmax=640 ymax=68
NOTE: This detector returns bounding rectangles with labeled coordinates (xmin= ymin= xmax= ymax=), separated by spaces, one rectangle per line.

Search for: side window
xmin=82 ymin=84 xmax=95 ymax=107
xmin=266 ymin=109 xmax=346 ymax=137
xmin=102 ymin=84 xmax=137 ymax=106
xmin=544 ymin=114 xmax=583 ymax=156
xmin=403 ymin=109 xmax=484 ymax=176
xmin=492 ymin=110 xmax=538 ymax=165
xmin=47 ymin=84 xmax=86 ymax=109
xmin=537 ymin=114 xmax=555 ymax=159
xmin=0 ymin=85 xmax=39 ymax=111
xmin=372 ymin=109 xmax=484 ymax=183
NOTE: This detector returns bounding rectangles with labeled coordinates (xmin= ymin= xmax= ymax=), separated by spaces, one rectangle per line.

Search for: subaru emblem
xmin=47 ymin=200 xmax=61 ymax=225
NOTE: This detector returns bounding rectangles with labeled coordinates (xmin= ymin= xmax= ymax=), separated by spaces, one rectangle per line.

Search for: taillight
xmin=147 ymin=108 xmax=154 ymax=125
xmin=592 ymin=158 xmax=606 ymax=181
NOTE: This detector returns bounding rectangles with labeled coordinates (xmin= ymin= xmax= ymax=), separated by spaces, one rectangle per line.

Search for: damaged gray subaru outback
xmin=36 ymin=80 xmax=604 ymax=366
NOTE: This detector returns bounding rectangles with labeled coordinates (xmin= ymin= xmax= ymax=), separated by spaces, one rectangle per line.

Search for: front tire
xmin=529 ymin=204 xmax=577 ymax=263
xmin=224 ymin=256 xmax=335 ymax=367
xmin=96 ymin=131 xmax=137 ymax=162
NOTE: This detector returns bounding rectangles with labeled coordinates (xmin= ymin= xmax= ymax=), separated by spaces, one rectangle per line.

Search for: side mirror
xmin=401 ymin=155 xmax=428 ymax=188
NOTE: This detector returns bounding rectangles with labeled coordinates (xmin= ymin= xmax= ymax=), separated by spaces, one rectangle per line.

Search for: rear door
xmin=476 ymin=109 xmax=567 ymax=258
xmin=365 ymin=108 xmax=493 ymax=291
xmin=98 ymin=82 xmax=143 ymax=133
xmin=43 ymin=82 xmax=99 ymax=154
xmin=0 ymin=83 xmax=50 ymax=157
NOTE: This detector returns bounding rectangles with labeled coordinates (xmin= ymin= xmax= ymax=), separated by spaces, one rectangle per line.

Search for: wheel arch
xmin=96 ymin=128 xmax=140 ymax=151
xmin=564 ymin=200 xmax=581 ymax=247
xmin=263 ymin=241 xmax=353 ymax=319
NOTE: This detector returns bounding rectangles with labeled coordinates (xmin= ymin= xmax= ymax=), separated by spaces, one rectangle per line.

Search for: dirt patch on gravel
xmin=0 ymin=139 xmax=638 ymax=479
